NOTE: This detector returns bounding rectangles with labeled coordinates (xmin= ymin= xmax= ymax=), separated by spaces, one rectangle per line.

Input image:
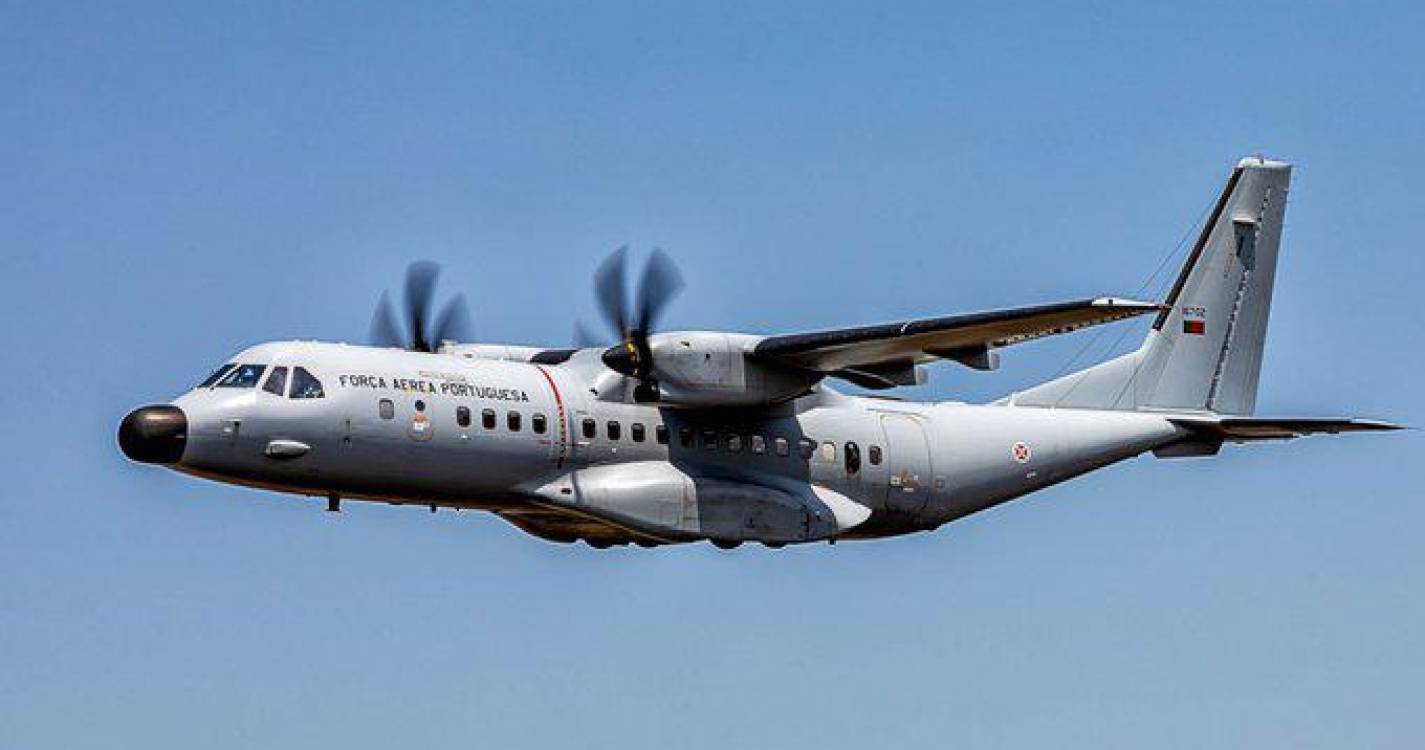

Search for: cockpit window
xmin=262 ymin=366 xmax=289 ymax=396
xmin=196 ymin=364 xmax=235 ymax=389
xmin=290 ymin=367 xmax=325 ymax=399
xmin=215 ymin=363 xmax=267 ymax=388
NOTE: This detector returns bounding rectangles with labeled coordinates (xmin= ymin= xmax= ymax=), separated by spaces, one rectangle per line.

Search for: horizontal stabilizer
xmin=1169 ymin=416 xmax=1405 ymax=441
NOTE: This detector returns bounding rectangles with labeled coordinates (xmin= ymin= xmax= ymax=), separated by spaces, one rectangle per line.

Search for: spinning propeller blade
xmin=369 ymin=291 xmax=405 ymax=350
xmin=431 ymin=293 xmax=474 ymax=349
xmin=572 ymin=320 xmax=603 ymax=349
xmin=369 ymin=261 xmax=471 ymax=352
xmin=591 ymin=247 xmax=684 ymax=401
xmin=634 ymin=248 xmax=684 ymax=336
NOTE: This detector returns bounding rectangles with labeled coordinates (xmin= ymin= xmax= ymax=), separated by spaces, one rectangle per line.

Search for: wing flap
xmin=753 ymin=297 xmax=1160 ymax=372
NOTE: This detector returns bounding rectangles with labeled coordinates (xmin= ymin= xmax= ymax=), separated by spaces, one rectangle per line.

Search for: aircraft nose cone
xmin=118 ymin=405 xmax=187 ymax=464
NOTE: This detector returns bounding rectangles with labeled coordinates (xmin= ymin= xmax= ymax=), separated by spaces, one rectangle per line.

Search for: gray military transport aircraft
xmin=119 ymin=157 xmax=1401 ymax=549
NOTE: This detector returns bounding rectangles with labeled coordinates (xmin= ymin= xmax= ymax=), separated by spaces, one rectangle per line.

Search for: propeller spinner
xmin=369 ymin=261 xmax=473 ymax=353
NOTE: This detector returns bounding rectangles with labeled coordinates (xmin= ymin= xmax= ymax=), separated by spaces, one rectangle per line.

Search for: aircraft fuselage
xmin=139 ymin=340 xmax=1183 ymax=545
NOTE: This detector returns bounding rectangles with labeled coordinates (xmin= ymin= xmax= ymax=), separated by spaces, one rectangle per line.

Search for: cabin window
xmin=798 ymin=438 xmax=816 ymax=460
xmin=844 ymin=442 xmax=861 ymax=475
xmin=216 ymin=363 xmax=266 ymax=389
xmin=508 ymin=411 xmax=522 ymax=432
xmin=378 ymin=399 xmax=394 ymax=420
xmin=482 ymin=409 xmax=497 ymax=430
xmin=630 ymin=423 xmax=646 ymax=442
xmin=262 ymin=366 xmax=288 ymax=396
xmin=290 ymin=367 xmax=325 ymax=399
xmin=703 ymin=430 xmax=718 ymax=450
xmin=678 ymin=427 xmax=694 ymax=448
xmin=726 ymin=434 xmax=743 ymax=452
xmin=532 ymin=413 xmax=547 ymax=434
xmin=197 ymin=364 xmax=235 ymax=389
xmin=869 ymin=445 xmax=883 ymax=466
xmin=820 ymin=441 xmax=836 ymax=462
xmin=582 ymin=418 xmax=596 ymax=439
xmin=775 ymin=437 xmax=790 ymax=457
xmin=655 ymin=424 xmax=668 ymax=445
xmin=456 ymin=406 xmax=471 ymax=428
xmin=750 ymin=435 xmax=766 ymax=454
xmin=607 ymin=421 xmax=621 ymax=440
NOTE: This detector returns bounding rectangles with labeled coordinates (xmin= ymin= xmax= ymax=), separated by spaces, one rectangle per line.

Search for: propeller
xmin=572 ymin=320 xmax=603 ymax=349
xmin=369 ymin=261 xmax=473 ymax=352
xmin=593 ymin=247 xmax=684 ymax=402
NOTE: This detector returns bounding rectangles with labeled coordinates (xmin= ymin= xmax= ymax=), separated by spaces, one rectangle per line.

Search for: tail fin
xmin=1014 ymin=157 xmax=1292 ymax=415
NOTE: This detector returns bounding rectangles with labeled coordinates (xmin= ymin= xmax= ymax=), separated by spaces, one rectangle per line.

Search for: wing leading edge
xmin=751 ymin=297 xmax=1161 ymax=377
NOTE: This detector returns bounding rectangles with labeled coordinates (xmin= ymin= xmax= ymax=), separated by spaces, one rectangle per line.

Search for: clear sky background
xmin=2 ymin=2 xmax=1422 ymax=747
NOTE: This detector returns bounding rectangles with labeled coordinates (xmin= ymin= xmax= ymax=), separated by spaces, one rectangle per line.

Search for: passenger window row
xmin=373 ymin=402 xmax=883 ymax=472
xmin=579 ymin=418 xmax=669 ymax=445
xmin=378 ymin=400 xmax=547 ymax=434
xmin=580 ymin=420 xmax=884 ymax=470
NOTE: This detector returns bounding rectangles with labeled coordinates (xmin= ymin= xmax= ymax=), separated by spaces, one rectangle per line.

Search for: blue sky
xmin=2 ymin=2 xmax=1422 ymax=747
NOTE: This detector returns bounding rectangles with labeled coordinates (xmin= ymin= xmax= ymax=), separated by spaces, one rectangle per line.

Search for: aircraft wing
xmin=1169 ymin=416 xmax=1406 ymax=441
xmin=751 ymin=297 xmax=1161 ymax=384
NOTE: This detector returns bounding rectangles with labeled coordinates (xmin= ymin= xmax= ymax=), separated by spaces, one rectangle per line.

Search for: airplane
xmin=117 ymin=156 xmax=1402 ymax=549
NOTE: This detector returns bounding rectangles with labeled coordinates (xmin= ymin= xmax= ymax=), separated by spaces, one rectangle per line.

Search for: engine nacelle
xmin=440 ymin=343 xmax=551 ymax=362
xmin=644 ymin=332 xmax=818 ymax=407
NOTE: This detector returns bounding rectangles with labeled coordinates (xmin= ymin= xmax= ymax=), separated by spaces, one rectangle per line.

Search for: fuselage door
xmin=879 ymin=414 xmax=932 ymax=516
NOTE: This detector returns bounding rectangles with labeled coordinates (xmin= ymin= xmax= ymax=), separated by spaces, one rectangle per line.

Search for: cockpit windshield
xmin=196 ymin=364 xmax=236 ymax=389
xmin=290 ymin=367 xmax=325 ymax=399
xmin=214 ymin=363 xmax=267 ymax=388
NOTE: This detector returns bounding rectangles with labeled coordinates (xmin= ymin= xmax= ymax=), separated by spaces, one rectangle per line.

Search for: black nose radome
xmin=118 ymin=405 xmax=187 ymax=464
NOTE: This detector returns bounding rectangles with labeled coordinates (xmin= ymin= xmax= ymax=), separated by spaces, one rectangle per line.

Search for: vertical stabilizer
xmin=1013 ymin=157 xmax=1291 ymax=415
